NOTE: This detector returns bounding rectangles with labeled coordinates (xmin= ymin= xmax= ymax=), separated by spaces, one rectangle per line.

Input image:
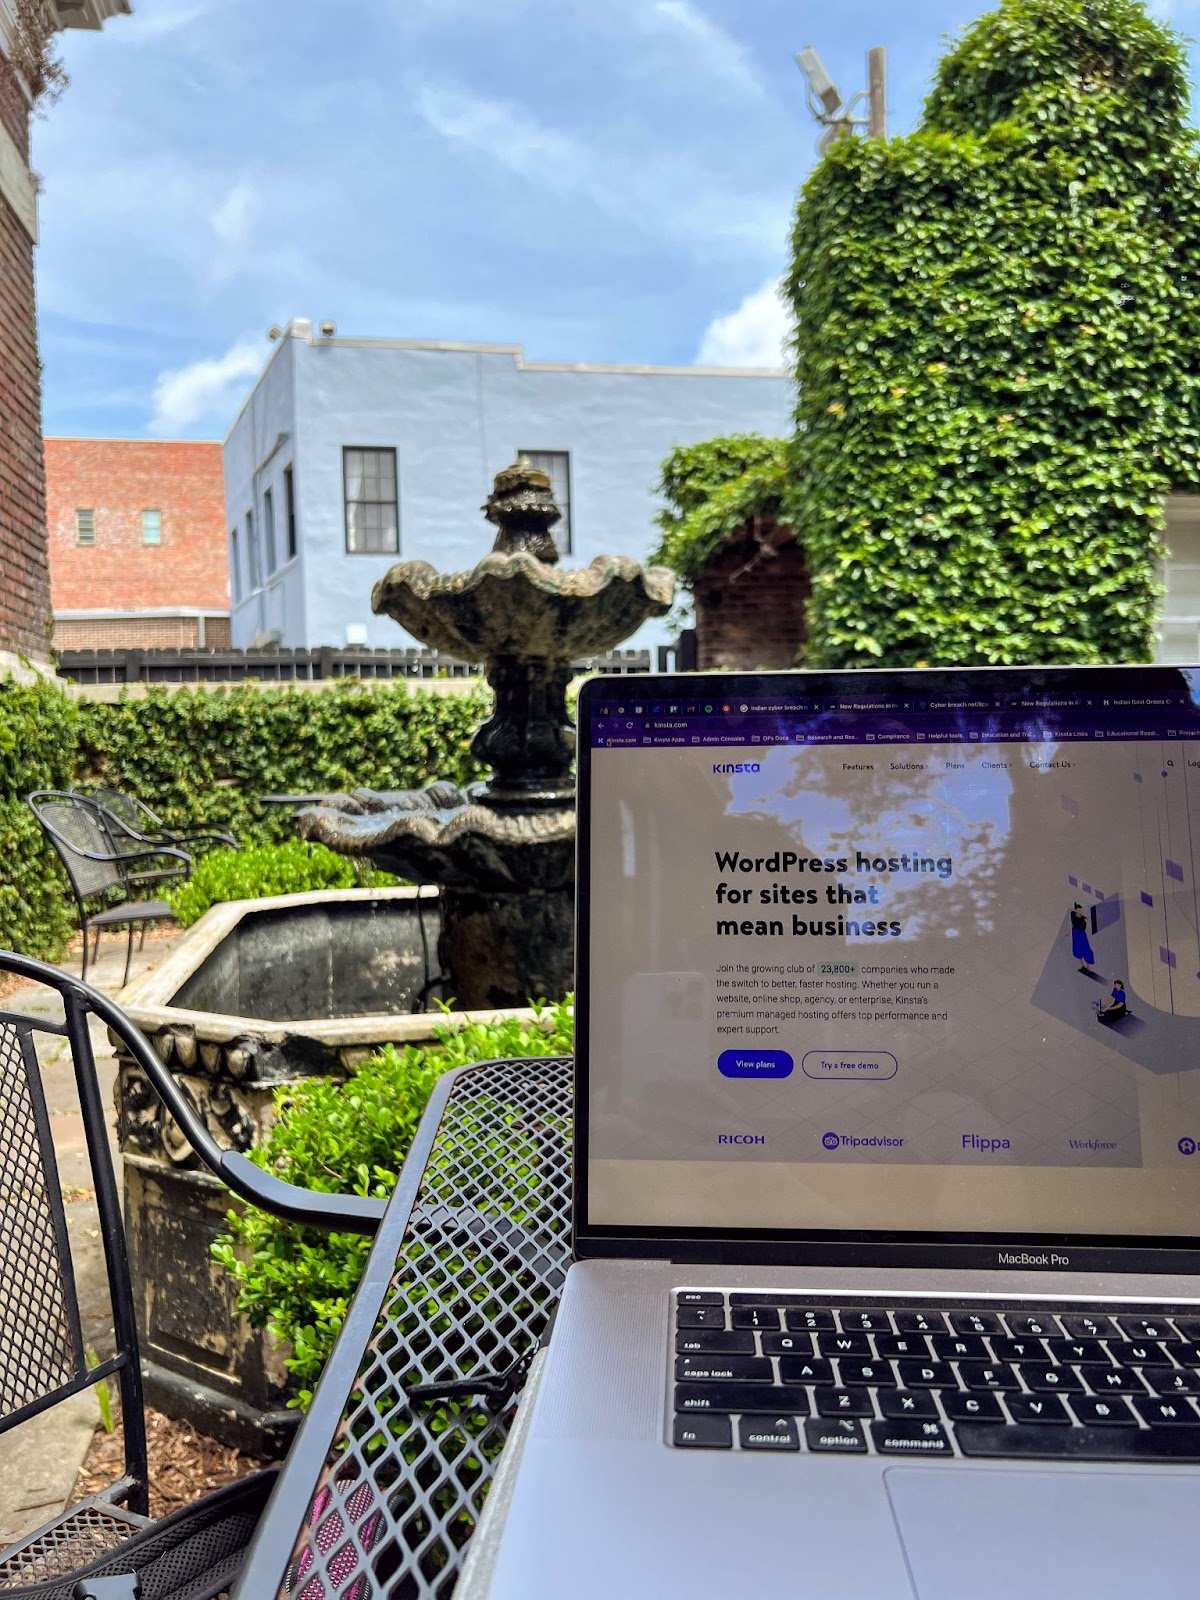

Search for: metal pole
xmin=868 ymin=46 xmax=887 ymax=140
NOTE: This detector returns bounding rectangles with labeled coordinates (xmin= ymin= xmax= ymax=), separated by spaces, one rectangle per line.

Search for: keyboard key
xmin=839 ymin=1308 xmax=892 ymax=1333
xmin=1174 ymin=1343 xmax=1200 ymax=1365
xmin=875 ymin=1333 xmax=930 ymax=1360
xmin=957 ymin=1362 xmax=1020 ymax=1392
xmin=989 ymin=1338 xmax=1051 ymax=1365
xmin=871 ymin=1418 xmax=952 ymax=1456
xmin=878 ymin=1390 xmax=939 ymax=1420
xmin=1070 ymin=1395 xmax=1136 ymax=1426
xmin=1020 ymin=1365 xmax=1084 ymax=1394
xmin=816 ymin=1387 xmax=874 ymax=1418
xmin=897 ymin=1359 xmax=956 ymax=1388
xmin=676 ymin=1330 xmax=756 ymax=1356
xmin=675 ymin=1355 xmax=772 ymax=1384
xmin=1171 ymin=1318 xmax=1200 ymax=1341
xmin=675 ymin=1383 xmax=809 ymax=1415
xmin=780 ymin=1357 xmax=834 ymax=1386
xmin=732 ymin=1307 xmax=780 ymax=1331
xmin=1119 ymin=1342 xmax=1167 ymax=1366
xmin=1079 ymin=1365 xmax=1146 ymax=1395
xmin=731 ymin=1294 xmax=817 ymax=1307
xmin=931 ymin=1334 xmax=988 ymax=1361
xmin=839 ymin=1360 xmax=894 ymax=1388
xmin=958 ymin=1423 xmax=1200 ymax=1460
xmin=739 ymin=1414 xmax=799 ymax=1451
xmin=761 ymin=1332 xmax=813 ymax=1358
xmin=1132 ymin=1396 xmax=1199 ymax=1427
xmin=1007 ymin=1394 xmax=1071 ymax=1425
xmin=786 ymin=1309 xmax=837 ymax=1332
xmin=894 ymin=1310 xmax=947 ymax=1334
xmin=1116 ymin=1317 xmax=1179 ymax=1343
xmin=1005 ymin=1313 xmax=1060 ymax=1338
xmin=1144 ymin=1366 xmax=1200 ymax=1395
xmin=1060 ymin=1314 xmax=1118 ymax=1339
xmin=951 ymin=1311 xmax=1003 ymax=1336
xmin=1046 ymin=1338 xmax=1108 ymax=1365
xmin=943 ymin=1391 xmax=1005 ymax=1424
xmin=805 ymin=1416 xmax=867 ymax=1452
xmin=673 ymin=1413 xmax=732 ymax=1448
xmin=677 ymin=1290 xmax=723 ymax=1307
xmin=677 ymin=1306 xmax=725 ymax=1329
xmin=818 ymin=1332 xmax=872 ymax=1358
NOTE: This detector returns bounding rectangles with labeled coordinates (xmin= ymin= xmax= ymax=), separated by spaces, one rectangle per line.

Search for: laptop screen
xmin=577 ymin=666 xmax=1200 ymax=1258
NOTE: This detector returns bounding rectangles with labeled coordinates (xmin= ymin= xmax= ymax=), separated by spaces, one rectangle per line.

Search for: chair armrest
xmin=220 ymin=1151 xmax=386 ymax=1235
xmin=162 ymin=826 xmax=239 ymax=850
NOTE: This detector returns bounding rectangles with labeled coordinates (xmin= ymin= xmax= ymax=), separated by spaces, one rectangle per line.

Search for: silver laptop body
xmin=475 ymin=666 xmax=1200 ymax=1599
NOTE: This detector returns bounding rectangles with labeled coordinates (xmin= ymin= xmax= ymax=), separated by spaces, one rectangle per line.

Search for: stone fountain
xmin=298 ymin=460 xmax=674 ymax=1007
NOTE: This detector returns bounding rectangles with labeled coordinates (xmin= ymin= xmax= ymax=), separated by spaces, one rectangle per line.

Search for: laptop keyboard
xmin=672 ymin=1293 xmax=1200 ymax=1461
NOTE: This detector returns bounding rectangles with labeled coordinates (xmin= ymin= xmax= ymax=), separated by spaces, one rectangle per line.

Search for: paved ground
xmin=0 ymin=931 xmax=184 ymax=1548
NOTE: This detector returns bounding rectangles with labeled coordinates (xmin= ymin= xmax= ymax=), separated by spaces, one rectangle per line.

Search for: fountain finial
xmin=482 ymin=458 xmax=562 ymax=564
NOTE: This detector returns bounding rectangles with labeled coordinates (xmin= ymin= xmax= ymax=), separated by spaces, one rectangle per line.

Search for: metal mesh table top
xmin=242 ymin=1055 xmax=574 ymax=1600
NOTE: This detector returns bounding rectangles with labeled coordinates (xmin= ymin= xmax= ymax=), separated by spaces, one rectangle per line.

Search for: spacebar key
xmin=956 ymin=1423 xmax=1200 ymax=1461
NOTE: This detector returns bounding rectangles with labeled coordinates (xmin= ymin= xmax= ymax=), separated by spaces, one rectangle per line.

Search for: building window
xmin=75 ymin=509 xmax=96 ymax=546
xmin=519 ymin=450 xmax=571 ymax=553
xmin=284 ymin=466 xmax=297 ymax=560
xmin=262 ymin=488 xmax=276 ymax=574
xmin=230 ymin=528 xmax=241 ymax=603
xmin=343 ymin=447 xmax=399 ymax=554
xmin=245 ymin=509 xmax=260 ymax=590
xmin=142 ymin=509 xmax=162 ymax=546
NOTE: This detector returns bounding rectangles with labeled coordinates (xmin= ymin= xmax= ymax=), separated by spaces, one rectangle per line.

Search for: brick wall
xmin=46 ymin=439 xmax=229 ymax=616
xmin=693 ymin=526 xmax=809 ymax=671
xmin=0 ymin=51 xmax=52 ymax=663
xmin=53 ymin=614 xmax=233 ymax=650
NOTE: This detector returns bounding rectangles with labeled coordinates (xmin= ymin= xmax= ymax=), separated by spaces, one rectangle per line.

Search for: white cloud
xmin=126 ymin=2 xmax=211 ymax=40
xmin=149 ymin=335 xmax=263 ymax=435
xmin=211 ymin=179 xmax=255 ymax=245
xmin=696 ymin=279 xmax=790 ymax=368
xmin=637 ymin=0 xmax=764 ymax=101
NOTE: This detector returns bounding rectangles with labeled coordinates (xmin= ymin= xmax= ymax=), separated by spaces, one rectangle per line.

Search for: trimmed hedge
xmin=0 ymin=677 xmax=491 ymax=961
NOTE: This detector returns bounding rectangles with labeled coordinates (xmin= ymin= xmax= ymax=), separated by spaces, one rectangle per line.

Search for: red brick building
xmin=0 ymin=0 xmax=130 ymax=673
xmin=692 ymin=521 xmax=808 ymax=671
xmin=46 ymin=438 xmax=231 ymax=649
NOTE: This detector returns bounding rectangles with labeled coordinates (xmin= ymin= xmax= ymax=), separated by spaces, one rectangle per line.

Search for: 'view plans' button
xmin=718 ymin=1050 xmax=794 ymax=1079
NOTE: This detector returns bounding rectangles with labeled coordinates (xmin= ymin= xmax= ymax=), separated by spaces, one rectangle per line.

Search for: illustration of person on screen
xmin=1095 ymin=979 xmax=1128 ymax=1023
xmin=1069 ymin=902 xmax=1095 ymax=973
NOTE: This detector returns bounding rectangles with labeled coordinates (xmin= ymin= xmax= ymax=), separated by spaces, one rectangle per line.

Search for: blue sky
xmin=34 ymin=0 xmax=1200 ymax=441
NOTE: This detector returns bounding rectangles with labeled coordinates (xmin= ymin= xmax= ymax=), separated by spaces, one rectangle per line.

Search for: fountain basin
xmin=113 ymin=887 xmax=539 ymax=1453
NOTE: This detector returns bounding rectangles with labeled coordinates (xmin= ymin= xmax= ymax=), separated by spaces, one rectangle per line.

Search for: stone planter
xmin=114 ymin=887 xmax=537 ymax=1454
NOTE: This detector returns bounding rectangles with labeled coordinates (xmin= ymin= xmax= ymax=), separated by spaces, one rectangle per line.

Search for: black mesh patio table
xmin=235 ymin=1054 xmax=574 ymax=1600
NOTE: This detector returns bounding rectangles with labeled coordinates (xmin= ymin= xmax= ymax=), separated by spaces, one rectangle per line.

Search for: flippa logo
xmin=1179 ymin=1138 xmax=1198 ymax=1156
xmin=712 ymin=763 xmax=761 ymax=775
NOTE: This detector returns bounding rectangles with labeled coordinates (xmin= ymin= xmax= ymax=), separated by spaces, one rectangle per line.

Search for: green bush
xmin=0 ymin=677 xmax=80 ymax=959
xmin=650 ymin=434 xmax=791 ymax=584
xmin=212 ymin=997 xmax=575 ymax=1406
xmin=164 ymin=840 xmax=398 ymax=929
xmin=787 ymin=0 xmax=1200 ymax=667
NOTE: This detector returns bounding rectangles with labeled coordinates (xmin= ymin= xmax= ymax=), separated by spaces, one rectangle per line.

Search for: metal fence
xmin=55 ymin=645 xmax=670 ymax=686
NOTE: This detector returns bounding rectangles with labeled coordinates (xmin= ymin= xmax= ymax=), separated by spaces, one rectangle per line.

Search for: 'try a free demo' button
xmin=718 ymin=1049 xmax=794 ymax=1079
xmin=802 ymin=1050 xmax=898 ymax=1081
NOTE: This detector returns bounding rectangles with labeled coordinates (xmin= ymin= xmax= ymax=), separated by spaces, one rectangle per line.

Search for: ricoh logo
xmin=717 ymin=1133 xmax=766 ymax=1145
xmin=712 ymin=762 xmax=761 ymax=775
xmin=998 ymin=1251 xmax=1070 ymax=1267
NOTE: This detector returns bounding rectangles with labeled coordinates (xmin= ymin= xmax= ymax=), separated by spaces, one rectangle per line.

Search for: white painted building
xmin=222 ymin=320 xmax=792 ymax=655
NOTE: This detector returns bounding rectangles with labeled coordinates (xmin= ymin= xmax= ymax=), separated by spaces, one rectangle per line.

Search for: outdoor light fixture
xmin=320 ymin=321 xmax=337 ymax=337
xmin=267 ymin=325 xmax=284 ymax=341
xmin=795 ymin=45 xmax=842 ymax=118
xmin=795 ymin=41 xmax=886 ymax=151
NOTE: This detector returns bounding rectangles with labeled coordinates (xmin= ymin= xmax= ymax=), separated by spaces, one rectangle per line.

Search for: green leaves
xmin=650 ymin=435 xmax=791 ymax=583
xmin=164 ymin=840 xmax=397 ymax=928
xmin=787 ymin=0 xmax=1198 ymax=668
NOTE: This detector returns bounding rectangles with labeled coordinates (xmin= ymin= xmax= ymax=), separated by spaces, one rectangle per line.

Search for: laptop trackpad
xmin=886 ymin=1467 xmax=1197 ymax=1599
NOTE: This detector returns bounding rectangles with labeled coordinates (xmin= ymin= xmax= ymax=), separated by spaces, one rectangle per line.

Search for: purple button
xmin=718 ymin=1050 xmax=794 ymax=1079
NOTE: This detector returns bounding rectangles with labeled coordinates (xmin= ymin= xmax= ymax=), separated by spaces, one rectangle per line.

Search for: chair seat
xmin=88 ymin=900 xmax=175 ymax=929
xmin=0 ymin=1496 xmax=150 ymax=1587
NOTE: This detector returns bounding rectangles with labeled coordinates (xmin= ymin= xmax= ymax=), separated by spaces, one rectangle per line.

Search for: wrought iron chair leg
xmin=123 ymin=924 xmax=134 ymax=988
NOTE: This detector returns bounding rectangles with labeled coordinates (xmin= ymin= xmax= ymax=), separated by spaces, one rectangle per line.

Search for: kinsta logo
xmin=712 ymin=762 xmax=761 ymax=775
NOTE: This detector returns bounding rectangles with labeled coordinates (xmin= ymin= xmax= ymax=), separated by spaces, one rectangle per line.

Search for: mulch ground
xmin=73 ymin=1403 xmax=269 ymax=1520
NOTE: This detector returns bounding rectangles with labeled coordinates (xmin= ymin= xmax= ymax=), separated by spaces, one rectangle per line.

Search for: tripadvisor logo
xmin=713 ymin=763 xmax=761 ymax=775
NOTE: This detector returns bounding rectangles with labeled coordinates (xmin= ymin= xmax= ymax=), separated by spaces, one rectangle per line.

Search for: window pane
xmin=344 ymin=447 xmax=398 ymax=551
xmin=518 ymin=451 xmax=571 ymax=553
xmin=75 ymin=509 xmax=95 ymax=546
xmin=230 ymin=529 xmax=241 ymax=602
xmin=284 ymin=467 xmax=297 ymax=559
xmin=142 ymin=509 xmax=162 ymax=545
xmin=263 ymin=489 xmax=276 ymax=573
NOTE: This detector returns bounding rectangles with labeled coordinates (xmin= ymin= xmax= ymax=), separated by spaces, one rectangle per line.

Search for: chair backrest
xmin=29 ymin=792 xmax=125 ymax=902
xmin=87 ymin=785 xmax=162 ymax=838
xmin=0 ymin=968 xmax=147 ymax=1508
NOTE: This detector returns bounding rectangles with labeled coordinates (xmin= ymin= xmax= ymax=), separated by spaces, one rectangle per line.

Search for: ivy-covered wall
xmin=787 ymin=0 xmax=1200 ymax=668
xmin=0 ymin=678 xmax=491 ymax=962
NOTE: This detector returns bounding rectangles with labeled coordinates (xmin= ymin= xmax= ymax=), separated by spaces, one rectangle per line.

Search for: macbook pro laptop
xmin=476 ymin=665 xmax=1200 ymax=1599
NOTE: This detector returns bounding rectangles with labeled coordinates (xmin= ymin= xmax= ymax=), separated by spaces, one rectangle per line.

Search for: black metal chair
xmin=79 ymin=787 xmax=239 ymax=856
xmin=0 ymin=950 xmax=385 ymax=1600
xmin=28 ymin=793 xmax=190 ymax=987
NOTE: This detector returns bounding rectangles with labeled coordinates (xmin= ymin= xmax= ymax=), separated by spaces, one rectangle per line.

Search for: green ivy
xmin=786 ymin=0 xmax=1200 ymax=668
xmin=164 ymin=840 xmax=397 ymax=929
xmin=650 ymin=434 xmax=791 ymax=584
xmin=0 ymin=678 xmax=80 ymax=959
xmin=212 ymin=998 xmax=575 ymax=1406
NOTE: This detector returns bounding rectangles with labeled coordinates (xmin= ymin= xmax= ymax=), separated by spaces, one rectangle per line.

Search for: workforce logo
xmin=1179 ymin=1137 xmax=1197 ymax=1156
xmin=822 ymin=1132 xmax=840 ymax=1150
